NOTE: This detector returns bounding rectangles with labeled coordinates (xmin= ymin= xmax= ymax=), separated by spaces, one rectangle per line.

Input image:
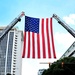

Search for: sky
xmin=0 ymin=0 xmax=75 ymax=75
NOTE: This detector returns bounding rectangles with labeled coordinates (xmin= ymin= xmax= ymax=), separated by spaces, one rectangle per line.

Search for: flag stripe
xmin=37 ymin=34 xmax=40 ymax=58
xmin=27 ymin=32 xmax=30 ymax=58
xmin=41 ymin=19 xmax=46 ymax=58
xmin=32 ymin=32 xmax=35 ymax=58
xmin=22 ymin=32 xmax=26 ymax=58
xmin=46 ymin=18 xmax=51 ymax=58
xmin=50 ymin=18 xmax=56 ymax=58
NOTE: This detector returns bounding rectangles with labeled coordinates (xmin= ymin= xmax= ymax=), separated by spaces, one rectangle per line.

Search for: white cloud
xmin=63 ymin=14 xmax=75 ymax=25
xmin=55 ymin=32 xmax=75 ymax=48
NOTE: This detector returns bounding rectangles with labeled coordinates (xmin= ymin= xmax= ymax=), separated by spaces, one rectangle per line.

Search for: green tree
xmin=42 ymin=57 xmax=75 ymax=75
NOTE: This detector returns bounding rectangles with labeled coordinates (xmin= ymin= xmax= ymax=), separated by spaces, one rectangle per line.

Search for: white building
xmin=60 ymin=41 xmax=75 ymax=59
xmin=0 ymin=27 xmax=23 ymax=75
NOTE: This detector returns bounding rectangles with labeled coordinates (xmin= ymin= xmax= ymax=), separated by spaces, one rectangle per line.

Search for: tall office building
xmin=0 ymin=27 xmax=23 ymax=75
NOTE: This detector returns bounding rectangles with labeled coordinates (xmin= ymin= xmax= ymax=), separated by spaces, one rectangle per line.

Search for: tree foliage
xmin=42 ymin=57 xmax=75 ymax=75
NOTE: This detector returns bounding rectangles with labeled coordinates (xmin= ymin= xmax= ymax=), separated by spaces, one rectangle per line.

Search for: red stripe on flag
xmin=46 ymin=18 xmax=51 ymax=58
xmin=50 ymin=18 xmax=56 ymax=58
xmin=37 ymin=34 xmax=40 ymax=58
xmin=41 ymin=19 xmax=46 ymax=58
xmin=27 ymin=32 xmax=30 ymax=58
xmin=22 ymin=32 xmax=26 ymax=58
xmin=32 ymin=32 xmax=35 ymax=58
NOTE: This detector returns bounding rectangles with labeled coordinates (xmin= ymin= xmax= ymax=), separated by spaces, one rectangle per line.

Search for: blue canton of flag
xmin=25 ymin=16 xmax=39 ymax=33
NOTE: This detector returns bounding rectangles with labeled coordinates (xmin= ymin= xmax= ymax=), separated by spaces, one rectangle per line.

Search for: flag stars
xmin=25 ymin=16 xmax=39 ymax=33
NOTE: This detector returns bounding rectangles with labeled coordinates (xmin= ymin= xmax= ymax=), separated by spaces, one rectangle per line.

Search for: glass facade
xmin=0 ymin=32 xmax=14 ymax=75
xmin=6 ymin=32 xmax=14 ymax=74
xmin=0 ymin=32 xmax=8 ymax=75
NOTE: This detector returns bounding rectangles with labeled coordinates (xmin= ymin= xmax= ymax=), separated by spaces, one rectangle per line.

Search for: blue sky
xmin=0 ymin=0 xmax=75 ymax=75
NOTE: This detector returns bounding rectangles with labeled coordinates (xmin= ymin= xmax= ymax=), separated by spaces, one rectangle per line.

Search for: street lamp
xmin=61 ymin=62 xmax=64 ymax=68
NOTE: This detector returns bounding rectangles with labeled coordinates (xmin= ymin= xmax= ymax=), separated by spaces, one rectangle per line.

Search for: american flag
xmin=22 ymin=16 xmax=56 ymax=59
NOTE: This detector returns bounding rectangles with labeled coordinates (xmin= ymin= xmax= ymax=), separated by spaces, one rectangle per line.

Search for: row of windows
xmin=6 ymin=32 xmax=14 ymax=73
xmin=12 ymin=33 xmax=18 ymax=74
